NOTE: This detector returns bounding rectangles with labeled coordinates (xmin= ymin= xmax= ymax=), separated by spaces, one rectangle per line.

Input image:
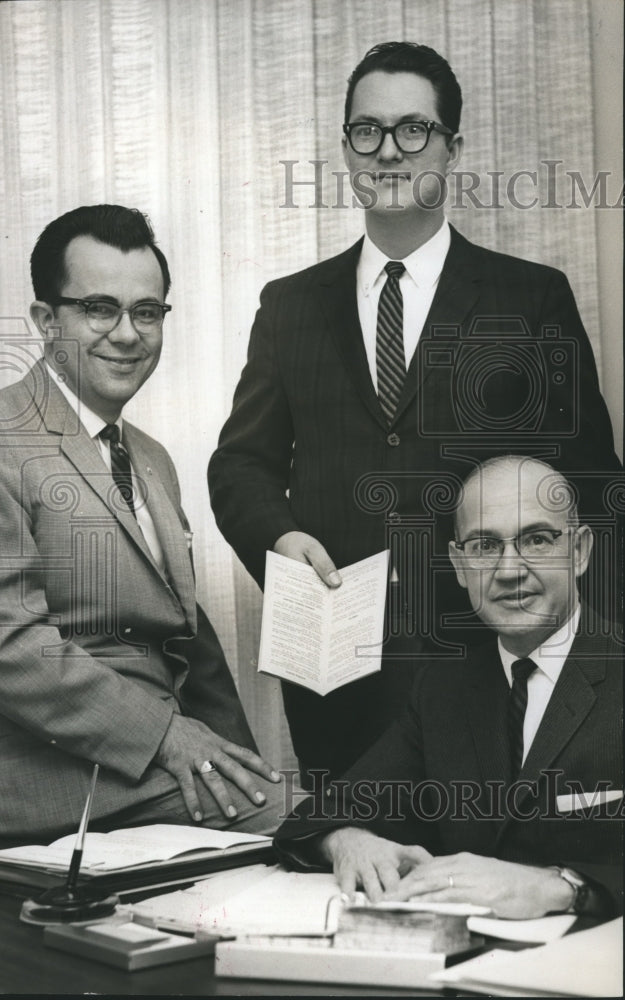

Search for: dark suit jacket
xmin=208 ymin=226 xmax=622 ymax=778
xmin=275 ymin=614 xmax=623 ymax=915
xmin=0 ymin=361 xmax=256 ymax=841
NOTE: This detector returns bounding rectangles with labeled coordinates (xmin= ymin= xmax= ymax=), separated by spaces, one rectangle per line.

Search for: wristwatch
xmin=553 ymin=866 xmax=589 ymax=914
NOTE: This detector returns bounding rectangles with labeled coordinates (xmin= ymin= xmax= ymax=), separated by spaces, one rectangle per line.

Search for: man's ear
xmin=573 ymin=524 xmax=594 ymax=579
xmin=448 ymin=539 xmax=468 ymax=589
xmin=30 ymin=301 xmax=57 ymax=338
xmin=445 ymin=133 xmax=463 ymax=175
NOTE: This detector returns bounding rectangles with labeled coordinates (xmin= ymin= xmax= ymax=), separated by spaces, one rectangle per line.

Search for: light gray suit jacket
xmin=0 ymin=361 xmax=255 ymax=840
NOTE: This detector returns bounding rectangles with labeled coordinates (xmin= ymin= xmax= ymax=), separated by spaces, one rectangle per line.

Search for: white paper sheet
xmin=431 ymin=918 xmax=623 ymax=997
xmin=467 ymin=913 xmax=577 ymax=943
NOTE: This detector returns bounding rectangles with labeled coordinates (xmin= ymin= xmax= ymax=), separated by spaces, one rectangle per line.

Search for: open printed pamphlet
xmin=0 ymin=824 xmax=270 ymax=872
xmin=258 ymin=549 xmax=389 ymax=695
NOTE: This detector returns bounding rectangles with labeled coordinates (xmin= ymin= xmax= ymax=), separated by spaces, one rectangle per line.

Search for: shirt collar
xmin=358 ymin=219 xmax=451 ymax=296
xmin=45 ymin=361 xmax=123 ymax=440
xmin=498 ymin=603 xmax=581 ymax=687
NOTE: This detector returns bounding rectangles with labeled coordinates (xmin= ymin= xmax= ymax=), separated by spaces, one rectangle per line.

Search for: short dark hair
xmin=30 ymin=204 xmax=171 ymax=303
xmin=344 ymin=41 xmax=462 ymax=134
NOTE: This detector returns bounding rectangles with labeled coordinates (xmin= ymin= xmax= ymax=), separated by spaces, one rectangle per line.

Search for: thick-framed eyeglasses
xmin=53 ymin=297 xmax=172 ymax=334
xmin=343 ymin=119 xmax=454 ymax=155
xmin=453 ymin=528 xmax=572 ymax=567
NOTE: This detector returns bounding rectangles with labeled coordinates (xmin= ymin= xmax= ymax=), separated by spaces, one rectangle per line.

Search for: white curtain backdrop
xmin=0 ymin=0 xmax=621 ymax=767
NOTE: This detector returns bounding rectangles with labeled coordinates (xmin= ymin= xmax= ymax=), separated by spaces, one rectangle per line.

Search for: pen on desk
xmin=65 ymin=763 xmax=99 ymax=896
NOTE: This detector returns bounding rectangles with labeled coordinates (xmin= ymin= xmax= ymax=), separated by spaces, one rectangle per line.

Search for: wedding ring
xmin=447 ymin=874 xmax=454 ymax=889
xmin=199 ymin=760 xmax=215 ymax=774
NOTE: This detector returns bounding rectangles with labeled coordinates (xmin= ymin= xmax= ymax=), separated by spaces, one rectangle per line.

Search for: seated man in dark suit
xmin=275 ymin=456 xmax=623 ymax=919
xmin=0 ymin=204 xmax=282 ymax=844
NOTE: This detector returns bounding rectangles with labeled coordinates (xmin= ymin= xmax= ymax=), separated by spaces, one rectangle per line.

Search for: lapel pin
xmin=146 ymin=466 xmax=152 ymax=475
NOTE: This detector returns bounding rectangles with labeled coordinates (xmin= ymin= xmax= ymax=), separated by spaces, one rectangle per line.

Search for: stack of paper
xmin=430 ymin=917 xmax=623 ymax=997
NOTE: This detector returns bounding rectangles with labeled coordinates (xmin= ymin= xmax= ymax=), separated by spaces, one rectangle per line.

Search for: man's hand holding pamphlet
xmin=258 ymin=550 xmax=389 ymax=695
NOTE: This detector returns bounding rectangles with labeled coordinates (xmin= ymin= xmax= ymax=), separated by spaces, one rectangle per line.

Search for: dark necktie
xmin=376 ymin=260 xmax=406 ymax=423
xmin=99 ymin=423 xmax=136 ymax=517
xmin=508 ymin=657 xmax=538 ymax=779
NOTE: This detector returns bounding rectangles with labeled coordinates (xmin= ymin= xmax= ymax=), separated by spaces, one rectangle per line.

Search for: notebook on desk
xmin=0 ymin=824 xmax=275 ymax=897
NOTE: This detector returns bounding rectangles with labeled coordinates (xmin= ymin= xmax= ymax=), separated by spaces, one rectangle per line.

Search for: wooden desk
xmin=0 ymin=893 xmax=447 ymax=996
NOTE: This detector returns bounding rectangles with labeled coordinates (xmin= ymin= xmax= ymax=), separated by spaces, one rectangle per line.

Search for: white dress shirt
xmin=498 ymin=604 xmax=581 ymax=764
xmin=45 ymin=362 xmax=165 ymax=571
xmin=356 ymin=220 xmax=451 ymax=390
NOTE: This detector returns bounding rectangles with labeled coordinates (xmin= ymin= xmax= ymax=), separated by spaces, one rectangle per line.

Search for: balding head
xmin=449 ymin=456 xmax=592 ymax=656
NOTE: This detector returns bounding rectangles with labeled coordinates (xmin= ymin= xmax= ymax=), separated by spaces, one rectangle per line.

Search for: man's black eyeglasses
xmin=343 ymin=119 xmax=454 ymax=155
xmin=53 ymin=297 xmax=172 ymax=334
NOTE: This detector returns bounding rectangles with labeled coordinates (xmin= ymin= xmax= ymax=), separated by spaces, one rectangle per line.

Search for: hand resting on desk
xmin=155 ymin=714 xmax=281 ymax=823
xmin=319 ymin=828 xmax=574 ymax=918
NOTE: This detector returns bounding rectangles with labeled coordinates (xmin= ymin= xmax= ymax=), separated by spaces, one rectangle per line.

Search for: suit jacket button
xmin=387 ymin=432 xmax=400 ymax=446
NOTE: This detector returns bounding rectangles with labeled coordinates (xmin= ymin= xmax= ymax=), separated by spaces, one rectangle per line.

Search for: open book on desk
xmin=0 ymin=824 xmax=274 ymax=896
xmin=258 ymin=550 xmax=389 ymax=695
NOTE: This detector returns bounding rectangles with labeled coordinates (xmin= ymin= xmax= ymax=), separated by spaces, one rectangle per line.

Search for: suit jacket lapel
xmin=496 ymin=616 xmax=604 ymax=842
xmin=124 ymin=428 xmax=197 ymax=631
xmin=35 ymin=365 xmax=194 ymax=622
xmin=464 ymin=643 xmax=512 ymax=790
xmin=393 ymin=226 xmax=483 ymax=423
xmin=38 ymin=370 xmax=157 ymax=564
xmin=317 ymin=240 xmax=389 ymax=431
xmin=316 ymin=229 xmax=485 ymax=429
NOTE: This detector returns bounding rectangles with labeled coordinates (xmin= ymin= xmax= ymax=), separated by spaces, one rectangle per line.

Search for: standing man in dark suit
xmin=208 ymin=43 xmax=621 ymax=786
xmin=0 ymin=204 xmax=282 ymax=844
xmin=275 ymin=457 xmax=623 ymax=919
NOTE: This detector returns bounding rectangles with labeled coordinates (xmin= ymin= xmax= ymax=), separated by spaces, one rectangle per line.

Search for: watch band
xmin=553 ymin=866 xmax=589 ymax=914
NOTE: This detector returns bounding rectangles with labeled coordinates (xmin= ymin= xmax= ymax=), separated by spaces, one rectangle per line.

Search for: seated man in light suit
xmin=275 ymin=456 xmax=623 ymax=919
xmin=0 ymin=204 xmax=282 ymax=844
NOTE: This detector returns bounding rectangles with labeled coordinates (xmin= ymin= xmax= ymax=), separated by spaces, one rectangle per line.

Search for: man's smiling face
xmin=449 ymin=458 xmax=593 ymax=656
xmin=40 ymin=234 xmax=164 ymax=422
xmin=343 ymin=70 xmax=462 ymax=216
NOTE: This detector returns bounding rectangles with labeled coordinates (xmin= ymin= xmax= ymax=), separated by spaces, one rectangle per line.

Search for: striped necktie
xmin=508 ymin=657 xmax=538 ymax=779
xmin=99 ymin=423 xmax=136 ymax=517
xmin=376 ymin=260 xmax=406 ymax=423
